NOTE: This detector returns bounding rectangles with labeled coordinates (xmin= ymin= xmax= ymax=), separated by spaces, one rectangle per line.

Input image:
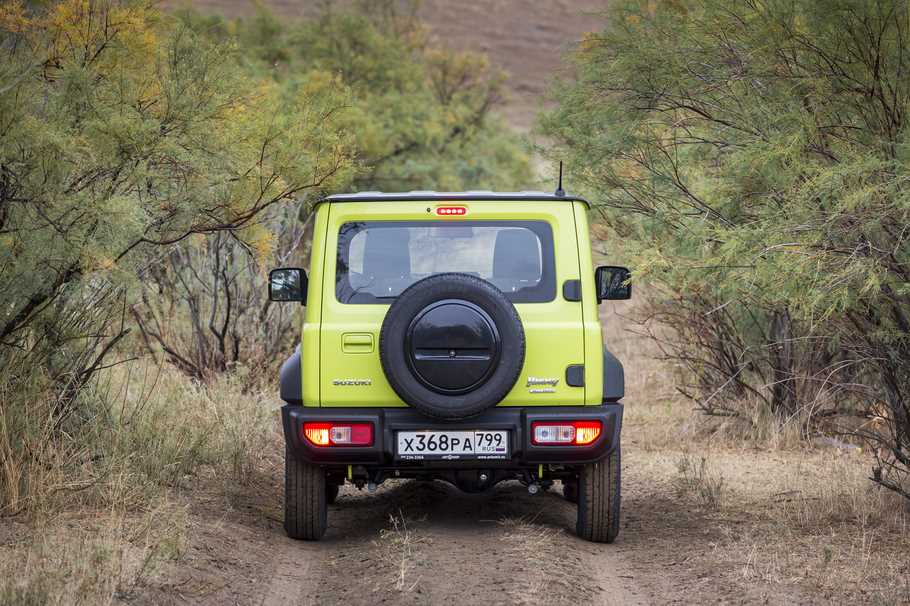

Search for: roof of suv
xmin=320 ymin=190 xmax=590 ymax=207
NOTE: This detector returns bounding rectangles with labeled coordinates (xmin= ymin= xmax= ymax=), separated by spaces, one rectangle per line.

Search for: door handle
xmin=342 ymin=333 xmax=374 ymax=353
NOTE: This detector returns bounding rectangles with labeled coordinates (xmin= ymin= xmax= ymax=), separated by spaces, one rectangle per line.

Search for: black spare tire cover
xmin=379 ymin=273 xmax=525 ymax=420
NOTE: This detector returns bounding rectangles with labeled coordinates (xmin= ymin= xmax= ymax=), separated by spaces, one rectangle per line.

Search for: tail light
xmin=531 ymin=420 xmax=602 ymax=446
xmin=303 ymin=422 xmax=373 ymax=447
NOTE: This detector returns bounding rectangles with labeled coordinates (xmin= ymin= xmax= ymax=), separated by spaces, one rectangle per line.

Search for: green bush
xmin=0 ymin=0 xmax=353 ymax=393
xmin=543 ymin=0 xmax=910 ymax=497
xmin=134 ymin=3 xmax=533 ymax=382
xmin=0 ymin=0 xmax=353 ymax=517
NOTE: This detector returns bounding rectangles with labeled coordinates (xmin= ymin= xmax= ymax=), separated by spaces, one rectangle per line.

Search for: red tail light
xmin=303 ymin=422 xmax=373 ymax=447
xmin=436 ymin=206 xmax=467 ymax=216
xmin=531 ymin=420 xmax=602 ymax=446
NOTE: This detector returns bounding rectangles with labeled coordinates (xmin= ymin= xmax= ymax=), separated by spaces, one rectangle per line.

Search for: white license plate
xmin=396 ymin=430 xmax=509 ymax=460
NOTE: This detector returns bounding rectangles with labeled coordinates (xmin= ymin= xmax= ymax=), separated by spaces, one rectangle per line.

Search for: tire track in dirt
xmin=259 ymin=536 xmax=319 ymax=606
xmin=302 ymin=479 xmax=646 ymax=605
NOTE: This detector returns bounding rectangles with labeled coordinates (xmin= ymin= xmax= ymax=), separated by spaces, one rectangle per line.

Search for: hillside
xmin=177 ymin=0 xmax=603 ymax=131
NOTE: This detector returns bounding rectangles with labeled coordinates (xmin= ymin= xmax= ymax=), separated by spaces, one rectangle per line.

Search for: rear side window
xmin=336 ymin=220 xmax=555 ymax=304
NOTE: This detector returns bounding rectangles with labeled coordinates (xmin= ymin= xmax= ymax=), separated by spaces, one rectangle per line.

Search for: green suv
xmin=269 ymin=191 xmax=630 ymax=542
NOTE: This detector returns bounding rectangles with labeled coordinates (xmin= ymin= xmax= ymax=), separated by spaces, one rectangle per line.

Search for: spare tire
xmin=379 ymin=273 xmax=525 ymax=420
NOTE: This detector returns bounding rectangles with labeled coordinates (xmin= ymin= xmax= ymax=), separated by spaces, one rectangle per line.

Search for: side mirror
xmin=269 ymin=268 xmax=307 ymax=304
xmin=595 ymin=266 xmax=631 ymax=302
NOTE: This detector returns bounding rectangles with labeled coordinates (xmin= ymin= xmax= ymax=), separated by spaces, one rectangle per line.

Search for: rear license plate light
xmin=531 ymin=420 xmax=602 ymax=446
xmin=303 ymin=422 xmax=373 ymax=447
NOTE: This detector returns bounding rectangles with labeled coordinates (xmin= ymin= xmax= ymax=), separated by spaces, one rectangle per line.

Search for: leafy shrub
xmin=0 ymin=0 xmax=353 ymax=390
xmin=543 ymin=0 xmax=910 ymax=497
xmin=0 ymin=0 xmax=352 ymax=519
xmin=134 ymin=3 xmax=533 ymax=383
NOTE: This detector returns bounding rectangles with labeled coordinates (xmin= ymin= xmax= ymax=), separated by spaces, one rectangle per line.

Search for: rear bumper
xmin=281 ymin=404 xmax=623 ymax=467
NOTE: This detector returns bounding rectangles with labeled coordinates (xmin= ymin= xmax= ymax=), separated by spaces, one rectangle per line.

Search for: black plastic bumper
xmin=281 ymin=404 xmax=623 ymax=467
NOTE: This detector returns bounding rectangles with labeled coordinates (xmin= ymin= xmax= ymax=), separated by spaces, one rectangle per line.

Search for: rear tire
xmin=284 ymin=445 xmax=327 ymax=540
xmin=576 ymin=445 xmax=621 ymax=543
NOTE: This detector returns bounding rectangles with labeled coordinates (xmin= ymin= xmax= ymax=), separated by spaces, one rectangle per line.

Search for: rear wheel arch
xmin=603 ymin=348 xmax=625 ymax=403
xmin=280 ymin=346 xmax=303 ymax=405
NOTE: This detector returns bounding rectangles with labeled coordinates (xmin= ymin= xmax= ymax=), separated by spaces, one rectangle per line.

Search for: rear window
xmin=336 ymin=220 xmax=555 ymax=304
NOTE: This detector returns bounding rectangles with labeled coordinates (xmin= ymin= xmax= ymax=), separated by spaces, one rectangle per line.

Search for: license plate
xmin=396 ymin=430 xmax=509 ymax=460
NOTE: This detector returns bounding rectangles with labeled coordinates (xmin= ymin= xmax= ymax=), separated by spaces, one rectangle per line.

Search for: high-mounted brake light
xmin=436 ymin=206 xmax=467 ymax=216
xmin=303 ymin=422 xmax=373 ymax=447
xmin=531 ymin=420 xmax=602 ymax=446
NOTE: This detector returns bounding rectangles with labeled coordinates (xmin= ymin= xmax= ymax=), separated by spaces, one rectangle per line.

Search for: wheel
xmin=563 ymin=479 xmax=578 ymax=503
xmin=379 ymin=273 xmax=525 ymax=420
xmin=576 ymin=446 xmax=621 ymax=543
xmin=327 ymin=481 xmax=340 ymax=505
xmin=284 ymin=445 xmax=327 ymax=540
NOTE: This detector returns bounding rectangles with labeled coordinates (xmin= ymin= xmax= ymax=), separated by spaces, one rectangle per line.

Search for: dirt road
xmin=132 ymin=437 xmax=833 ymax=606
xmin=267 ymin=481 xmax=646 ymax=606
xmin=139 ymin=464 xmax=650 ymax=605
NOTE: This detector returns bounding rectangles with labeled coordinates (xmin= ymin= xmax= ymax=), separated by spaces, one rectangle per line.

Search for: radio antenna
xmin=555 ymin=161 xmax=565 ymax=197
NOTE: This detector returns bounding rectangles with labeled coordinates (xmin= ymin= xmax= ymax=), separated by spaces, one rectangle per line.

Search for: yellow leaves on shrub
xmin=578 ymin=31 xmax=602 ymax=54
xmin=635 ymin=247 xmax=672 ymax=278
xmin=0 ymin=1 xmax=31 ymax=33
xmin=4 ymin=0 xmax=159 ymax=77
xmin=299 ymin=69 xmax=343 ymax=97
xmin=655 ymin=0 xmax=688 ymax=16
xmin=79 ymin=244 xmax=116 ymax=273
xmin=239 ymin=225 xmax=277 ymax=264
xmin=622 ymin=0 xmax=687 ymax=26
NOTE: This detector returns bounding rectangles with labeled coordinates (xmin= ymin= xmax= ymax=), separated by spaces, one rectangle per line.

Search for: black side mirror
xmin=269 ymin=268 xmax=307 ymax=304
xmin=595 ymin=266 xmax=631 ymax=302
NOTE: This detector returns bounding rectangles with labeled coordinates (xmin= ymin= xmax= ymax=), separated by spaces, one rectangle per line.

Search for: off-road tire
xmin=284 ymin=445 xmax=327 ymax=540
xmin=576 ymin=446 xmax=621 ymax=543
xmin=379 ymin=273 xmax=525 ymax=420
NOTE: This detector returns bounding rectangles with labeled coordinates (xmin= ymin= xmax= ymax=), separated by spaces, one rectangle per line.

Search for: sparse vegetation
xmin=675 ymin=454 xmax=724 ymax=509
xmin=0 ymin=356 xmax=277 ymax=602
xmin=377 ymin=510 xmax=425 ymax=593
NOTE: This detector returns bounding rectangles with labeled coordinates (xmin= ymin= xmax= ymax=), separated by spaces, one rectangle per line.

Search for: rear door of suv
xmin=317 ymin=200 xmax=586 ymax=408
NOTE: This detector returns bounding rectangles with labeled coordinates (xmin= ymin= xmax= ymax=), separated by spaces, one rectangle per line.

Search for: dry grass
xmin=732 ymin=454 xmax=910 ymax=603
xmin=598 ymin=293 xmax=910 ymax=604
xmin=630 ymin=404 xmax=910 ymax=603
xmin=0 ymin=503 xmax=186 ymax=606
xmin=0 ymin=358 xmax=276 ymax=605
xmin=675 ymin=453 xmax=725 ymax=509
xmin=376 ymin=510 xmax=426 ymax=592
